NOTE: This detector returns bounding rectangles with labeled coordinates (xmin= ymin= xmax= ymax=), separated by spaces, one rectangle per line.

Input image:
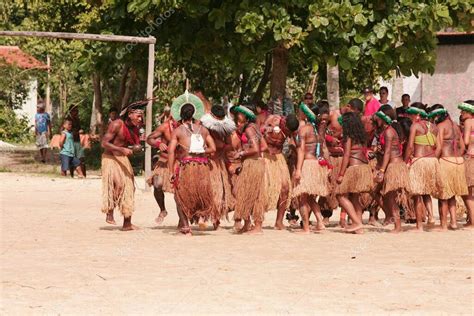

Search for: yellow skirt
xmin=101 ymin=154 xmax=135 ymax=218
xmin=146 ymin=160 xmax=174 ymax=193
xmin=438 ymin=157 xmax=468 ymax=199
xmin=292 ymin=159 xmax=330 ymax=198
xmin=234 ymin=158 xmax=268 ymax=222
xmin=335 ymin=164 xmax=373 ymax=194
xmin=264 ymin=152 xmax=291 ymax=211
xmin=408 ymin=157 xmax=441 ymax=196
xmin=209 ymin=157 xmax=235 ymax=219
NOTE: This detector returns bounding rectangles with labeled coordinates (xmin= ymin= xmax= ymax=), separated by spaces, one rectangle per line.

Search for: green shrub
xmin=0 ymin=107 xmax=34 ymax=144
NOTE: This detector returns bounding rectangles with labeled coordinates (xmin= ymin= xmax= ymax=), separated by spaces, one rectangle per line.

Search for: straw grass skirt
xmin=381 ymin=161 xmax=410 ymax=209
xmin=264 ymin=152 xmax=291 ymax=211
xmin=408 ymin=157 xmax=441 ymax=195
xmin=174 ymin=161 xmax=218 ymax=223
xmin=335 ymin=164 xmax=373 ymax=195
xmin=146 ymin=160 xmax=174 ymax=193
xmin=321 ymin=156 xmax=343 ymax=209
xmin=209 ymin=157 xmax=235 ymax=219
xmin=465 ymin=156 xmax=474 ymax=188
xmin=101 ymin=154 xmax=135 ymax=218
xmin=292 ymin=159 xmax=330 ymax=198
xmin=234 ymin=158 xmax=267 ymax=222
xmin=437 ymin=157 xmax=468 ymax=200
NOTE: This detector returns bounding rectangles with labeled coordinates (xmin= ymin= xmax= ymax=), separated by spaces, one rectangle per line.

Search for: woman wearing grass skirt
xmin=373 ymin=105 xmax=410 ymax=233
xmin=404 ymin=103 xmax=441 ymax=231
xmin=335 ymin=112 xmax=373 ymax=234
xmin=430 ymin=105 xmax=468 ymax=230
xmin=459 ymin=101 xmax=474 ymax=227
xmin=232 ymin=105 xmax=268 ymax=234
xmin=292 ymin=103 xmax=330 ymax=233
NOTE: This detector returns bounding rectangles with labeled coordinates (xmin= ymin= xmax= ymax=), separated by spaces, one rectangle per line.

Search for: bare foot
xmin=106 ymin=213 xmax=116 ymax=225
xmin=462 ymin=224 xmax=474 ymax=229
xmin=233 ymin=221 xmax=243 ymax=232
xmin=292 ymin=228 xmax=311 ymax=234
xmin=338 ymin=220 xmax=346 ymax=228
xmin=353 ymin=228 xmax=364 ymax=234
xmin=390 ymin=228 xmax=401 ymax=234
xmin=288 ymin=219 xmax=299 ymax=229
xmin=155 ymin=210 xmax=168 ymax=225
xmin=322 ymin=217 xmax=330 ymax=226
xmin=178 ymin=227 xmax=192 ymax=236
xmin=213 ymin=220 xmax=220 ymax=231
xmin=274 ymin=222 xmax=286 ymax=230
xmin=409 ymin=227 xmax=425 ymax=232
xmin=345 ymin=223 xmax=363 ymax=233
xmin=245 ymin=228 xmax=263 ymax=235
xmin=448 ymin=223 xmax=458 ymax=230
xmin=121 ymin=224 xmax=139 ymax=231
xmin=238 ymin=223 xmax=251 ymax=234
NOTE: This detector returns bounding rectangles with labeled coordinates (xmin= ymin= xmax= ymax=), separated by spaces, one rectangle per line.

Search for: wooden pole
xmin=46 ymin=55 xmax=51 ymax=115
xmin=0 ymin=31 xmax=156 ymax=44
xmin=144 ymin=40 xmax=155 ymax=187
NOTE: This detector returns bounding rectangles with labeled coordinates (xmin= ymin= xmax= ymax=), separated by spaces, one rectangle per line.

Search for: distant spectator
xmin=59 ymin=118 xmax=84 ymax=178
xmin=396 ymin=94 xmax=411 ymax=119
xmin=35 ymin=102 xmax=51 ymax=163
xmin=379 ymin=86 xmax=394 ymax=107
xmin=363 ymin=87 xmax=381 ymax=116
xmin=155 ymin=105 xmax=171 ymax=125
xmin=303 ymin=92 xmax=315 ymax=107
xmin=108 ymin=108 xmax=119 ymax=124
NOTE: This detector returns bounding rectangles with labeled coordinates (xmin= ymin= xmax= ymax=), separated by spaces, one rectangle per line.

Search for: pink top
xmin=364 ymin=98 xmax=381 ymax=116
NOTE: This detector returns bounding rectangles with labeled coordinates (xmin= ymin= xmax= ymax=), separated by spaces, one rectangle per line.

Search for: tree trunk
xmin=326 ymin=63 xmax=340 ymax=111
xmin=91 ymin=73 xmax=103 ymax=135
xmin=253 ymin=52 xmax=272 ymax=103
xmin=238 ymin=71 xmax=249 ymax=104
xmin=270 ymin=44 xmax=289 ymax=115
xmin=117 ymin=65 xmax=130 ymax=110
xmin=121 ymin=67 xmax=137 ymax=109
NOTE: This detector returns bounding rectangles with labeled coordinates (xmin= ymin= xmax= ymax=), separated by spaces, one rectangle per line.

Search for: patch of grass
xmin=0 ymin=166 xmax=12 ymax=172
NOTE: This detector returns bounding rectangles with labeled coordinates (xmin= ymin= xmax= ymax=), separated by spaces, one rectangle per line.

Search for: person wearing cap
xmin=146 ymin=109 xmax=177 ymax=226
xmin=35 ymin=102 xmax=51 ymax=163
xmin=363 ymin=87 xmax=381 ymax=117
xmin=167 ymin=91 xmax=217 ymax=235
xmin=459 ymin=100 xmax=474 ymax=227
xmin=292 ymin=103 xmax=330 ymax=233
xmin=404 ymin=102 xmax=441 ymax=231
xmin=101 ymin=102 xmax=145 ymax=231
xmin=232 ymin=105 xmax=268 ymax=234
xmin=200 ymin=105 xmax=237 ymax=229
xmin=430 ymin=105 xmax=468 ymax=230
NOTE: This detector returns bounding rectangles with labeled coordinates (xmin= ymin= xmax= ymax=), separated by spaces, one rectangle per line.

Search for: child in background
xmin=59 ymin=119 xmax=84 ymax=178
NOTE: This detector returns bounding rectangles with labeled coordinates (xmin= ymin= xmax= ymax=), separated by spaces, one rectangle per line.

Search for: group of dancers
xmin=99 ymin=90 xmax=474 ymax=235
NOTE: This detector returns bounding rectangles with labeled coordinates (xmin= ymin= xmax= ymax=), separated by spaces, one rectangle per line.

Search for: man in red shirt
xmin=363 ymin=87 xmax=381 ymax=116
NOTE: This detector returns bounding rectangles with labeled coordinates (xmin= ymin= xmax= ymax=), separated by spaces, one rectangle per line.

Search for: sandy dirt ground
xmin=1 ymin=172 xmax=473 ymax=315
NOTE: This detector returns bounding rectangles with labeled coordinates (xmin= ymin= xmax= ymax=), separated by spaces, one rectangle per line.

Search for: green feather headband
xmin=299 ymin=102 xmax=316 ymax=123
xmin=233 ymin=105 xmax=256 ymax=121
xmin=171 ymin=90 xmax=205 ymax=121
xmin=458 ymin=102 xmax=474 ymax=114
xmin=428 ymin=108 xmax=448 ymax=119
xmin=375 ymin=111 xmax=392 ymax=125
xmin=406 ymin=107 xmax=428 ymax=118
xmin=337 ymin=116 xmax=343 ymax=126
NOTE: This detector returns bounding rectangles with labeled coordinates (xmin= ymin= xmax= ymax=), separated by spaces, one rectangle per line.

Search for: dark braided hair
xmin=341 ymin=112 xmax=367 ymax=145
xmin=429 ymin=104 xmax=449 ymax=124
xmin=379 ymin=104 xmax=405 ymax=142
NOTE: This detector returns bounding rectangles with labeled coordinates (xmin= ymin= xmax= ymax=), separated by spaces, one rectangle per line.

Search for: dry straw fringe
xmin=335 ymin=164 xmax=373 ymax=195
xmin=465 ymin=156 xmax=474 ymax=188
xmin=292 ymin=159 xmax=330 ymax=199
xmin=437 ymin=157 xmax=468 ymax=199
xmin=209 ymin=157 xmax=235 ymax=220
xmin=234 ymin=158 xmax=267 ymax=222
xmin=101 ymin=154 xmax=135 ymax=218
xmin=321 ymin=156 xmax=343 ymax=210
xmin=263 ymin=152 xmax=292 ymax=211
xmin=146 ymin=160 xmax=174 ymax=193
xmin=174 ymin=162 xmax=219 ymax=224
xmin=408 ymin=157 xmax=441 ymax=195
